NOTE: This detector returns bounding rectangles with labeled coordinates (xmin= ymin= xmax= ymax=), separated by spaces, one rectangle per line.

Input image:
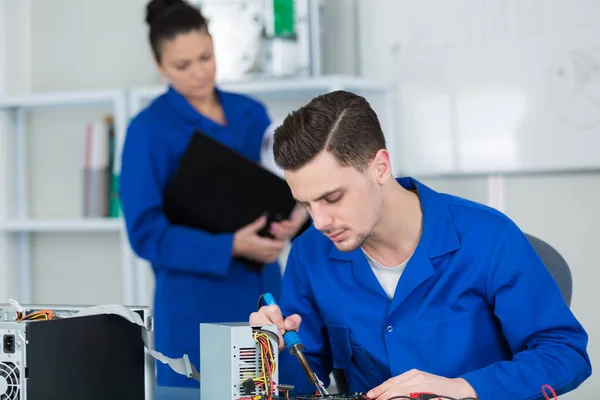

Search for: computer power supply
xmin=200 ymin=322 xmax=281 ymax=400
xmin=0 ymin=304 xmax=155 ymax=400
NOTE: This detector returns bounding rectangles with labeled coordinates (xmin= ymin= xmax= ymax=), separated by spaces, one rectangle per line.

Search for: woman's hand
xmin=232 ymin=215 xmax=286 ymax=263
xmin=269 ymin=205 xmax=309 ymax=241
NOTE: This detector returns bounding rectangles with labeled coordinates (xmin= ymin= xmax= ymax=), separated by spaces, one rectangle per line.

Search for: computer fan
xmin=0 ymin=361 xmax=20 ymax=400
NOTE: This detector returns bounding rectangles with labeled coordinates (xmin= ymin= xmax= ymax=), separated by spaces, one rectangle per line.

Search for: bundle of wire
xmin=255 ymin=331 xmax=277 ymax=400
xmin=15 ymin=309 xmax=54 ymax=322
xmin=240 ymin=330 xmax=290 ymax=400
xmin=9 ymin=299 xmax=54 ymax=322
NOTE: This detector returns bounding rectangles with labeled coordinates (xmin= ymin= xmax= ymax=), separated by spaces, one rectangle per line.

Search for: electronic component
xmin=0 ymin=304 xmax=154 ymax=400
xmin=242 ymin=377 xmax=257 ymax=395
xmin=277 ymin=384 xmax=294 ymax=392
xmin=200 ymin=322 xmax=280 ymax=400
xmin=294 ymin=395 xmax=368 ymax=400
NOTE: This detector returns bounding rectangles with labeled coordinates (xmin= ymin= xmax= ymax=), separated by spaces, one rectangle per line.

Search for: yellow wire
xmin=248 ymin=331 xmax=282 ymax=400
xmin=251 ymin=332 xmax=277 ymax=397
xmin=249 ymin=333 xmax=267 ymax=391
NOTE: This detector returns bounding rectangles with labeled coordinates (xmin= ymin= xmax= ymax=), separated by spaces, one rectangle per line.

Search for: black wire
xmin=255 ymin=329 xmax=280 ymax=345
xmin=257 ymin=294 xmax=265 ymax=311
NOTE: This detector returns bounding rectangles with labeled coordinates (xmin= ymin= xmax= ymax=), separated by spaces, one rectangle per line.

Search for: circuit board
xmin=242 ymin=396 xmax=367 ymax=400
xmin=294 ymin=394 xmax=368 ymax=400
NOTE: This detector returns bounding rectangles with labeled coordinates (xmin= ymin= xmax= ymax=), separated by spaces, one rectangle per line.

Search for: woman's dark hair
xmin=145 ymin=0 xmax=209 ymax=62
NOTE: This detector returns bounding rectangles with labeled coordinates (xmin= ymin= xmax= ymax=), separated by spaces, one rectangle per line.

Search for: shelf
xmin=0 ymin=76 xmax=389 ymax=110
xmin=129 ymin=74 xmax=392 ymax=108
xmin=1 ymin=218 xmax=123 ymax=233
xmin=220 ymin=74 xmax=392 ymax=92
xmin=0 ymin=89 xmax=125 ymax=110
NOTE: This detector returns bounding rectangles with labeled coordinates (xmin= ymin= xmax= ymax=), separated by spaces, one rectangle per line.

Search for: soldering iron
xmin=261 ymin=293 xmax=329 ymax=397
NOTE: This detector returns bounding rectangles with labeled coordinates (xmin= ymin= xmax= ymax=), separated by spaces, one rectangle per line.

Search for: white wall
xmin=30 ymin=0 xmax=158 ymax=92
xmin=360 ymin=0 xmax=600 ymax=176
xmin=0 ymin=0 xmax=32 ymax=303
xmin=320 ymin=0 xmax=359 ymax=76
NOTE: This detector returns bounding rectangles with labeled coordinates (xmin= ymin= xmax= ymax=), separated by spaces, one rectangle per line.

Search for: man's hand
xmin=269 ymin=204 xmax=309 ymax=241
xmin=249 ymin=304 xmax=302 ymax=350
xmin=366 ymin=369 xmax=477 ymax=400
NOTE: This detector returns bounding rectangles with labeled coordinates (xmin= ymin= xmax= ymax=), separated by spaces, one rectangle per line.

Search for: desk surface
xmin=155 ymin=386 xmax=199 ymax=400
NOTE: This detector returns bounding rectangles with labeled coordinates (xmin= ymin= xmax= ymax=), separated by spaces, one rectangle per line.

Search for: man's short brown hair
xmin=273 ymin=90 xmax=386 ymax=172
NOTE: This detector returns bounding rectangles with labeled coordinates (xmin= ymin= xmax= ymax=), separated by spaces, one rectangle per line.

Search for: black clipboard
xmin=163 ymin=130 xmax=298 ymax=270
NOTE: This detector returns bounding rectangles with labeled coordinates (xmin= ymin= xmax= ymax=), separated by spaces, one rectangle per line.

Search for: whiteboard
xmin=359 ymin=0 xmax=600 ymax=176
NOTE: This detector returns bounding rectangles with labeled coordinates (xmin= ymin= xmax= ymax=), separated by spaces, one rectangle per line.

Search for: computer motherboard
xmin=294 ymin=395 xmax=368 ymax=400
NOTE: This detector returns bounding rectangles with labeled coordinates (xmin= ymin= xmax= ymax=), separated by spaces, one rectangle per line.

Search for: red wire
xmin=257 ymin=335 xmax=274 ymax=400
xmin=265 ymin=341 xmax=274 ymax=400
xmin=542 ymin=384 xmax=557 ymax=400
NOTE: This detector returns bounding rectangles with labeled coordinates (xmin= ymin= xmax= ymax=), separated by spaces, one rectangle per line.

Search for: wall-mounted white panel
xmin=359 ymin=0 xmax=600 ymax=176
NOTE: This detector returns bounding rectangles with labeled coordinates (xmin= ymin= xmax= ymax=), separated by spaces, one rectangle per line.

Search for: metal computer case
xmin=0 ymin=304 xmax=155 ymax=400
xmin=200 ymin=322 xmax=279 ymax=400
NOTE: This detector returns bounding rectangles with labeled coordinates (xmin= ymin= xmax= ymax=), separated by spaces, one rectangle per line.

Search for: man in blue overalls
xmin=250 ymin=91 xmax=591 ymax=399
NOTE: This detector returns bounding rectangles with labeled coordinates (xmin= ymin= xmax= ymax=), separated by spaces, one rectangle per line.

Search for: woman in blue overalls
xmin=119 ymin=0 xmax=307 ymax=388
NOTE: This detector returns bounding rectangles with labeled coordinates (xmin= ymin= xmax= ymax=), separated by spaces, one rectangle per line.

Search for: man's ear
xmin=372 ymin=149 xmax=392 ymax=184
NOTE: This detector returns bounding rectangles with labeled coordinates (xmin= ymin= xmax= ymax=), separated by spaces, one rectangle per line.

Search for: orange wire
xmin=16 ymin=310 xmax=54 ymax=321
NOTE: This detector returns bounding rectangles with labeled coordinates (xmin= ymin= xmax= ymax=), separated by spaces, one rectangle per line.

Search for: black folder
xmin=163 ymin=130 xmax=299 ymax=270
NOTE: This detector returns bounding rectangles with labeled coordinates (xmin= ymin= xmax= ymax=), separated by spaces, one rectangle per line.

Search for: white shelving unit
xmin=0 ymin=89 xmax=136 ymax=305
xmin=2 ymin=218 xmax=122 ymax=233
xmin=129 ymin=75 xmax=394 ymax=108
xmin=0 ymin=75 xmax=396 ymax=307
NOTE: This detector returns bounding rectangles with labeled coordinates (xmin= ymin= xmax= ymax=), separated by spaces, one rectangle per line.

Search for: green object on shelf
xmin=273 ymin=0 xmax=295 ymax=37
xmin=109 ymin=172 xmax=120 ymax=218
xmin=105 ymin=115 xmax=121 ymax=218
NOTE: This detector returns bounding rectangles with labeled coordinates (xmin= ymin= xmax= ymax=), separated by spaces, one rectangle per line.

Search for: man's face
xmin=285 ymin=151 xmax=384 ymax=252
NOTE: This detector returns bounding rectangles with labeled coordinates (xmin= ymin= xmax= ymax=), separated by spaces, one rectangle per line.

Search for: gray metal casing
xmin=0 ymin=322 xmax=26 ymax=400
xmin=0 ymin=304 xmax=155 ymax=400
xmin=200 ymin=323 xmax=279 ymax=400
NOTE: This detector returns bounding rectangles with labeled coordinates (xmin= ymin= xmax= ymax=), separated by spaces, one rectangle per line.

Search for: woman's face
xmin=157 ymin=29 xmax=217 ymax=101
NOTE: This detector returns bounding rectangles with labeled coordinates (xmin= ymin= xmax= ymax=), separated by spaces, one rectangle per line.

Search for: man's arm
xmin=460 ymin=221 xmax=591 ymax=399
xmin=278 ymin=243 xmax=333 ymax=395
